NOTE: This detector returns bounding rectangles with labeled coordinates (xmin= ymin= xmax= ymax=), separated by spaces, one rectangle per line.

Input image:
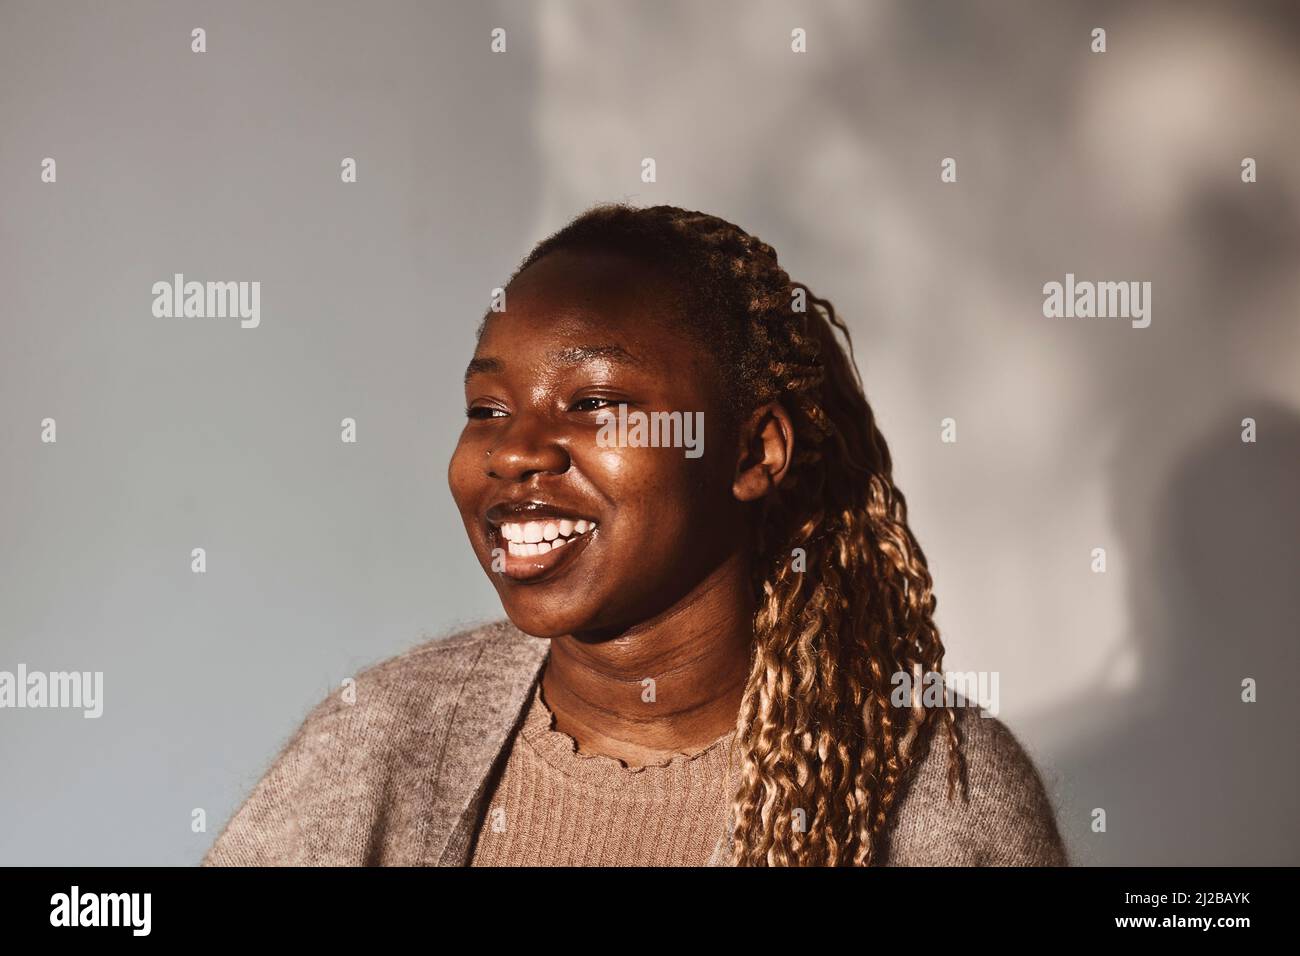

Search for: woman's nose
xmin=486 ymin=417 xmax=570 ymax=481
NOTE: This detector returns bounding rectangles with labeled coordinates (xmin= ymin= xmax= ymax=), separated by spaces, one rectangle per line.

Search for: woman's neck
xmin=540 ymin=552 xmax=754 ymax=768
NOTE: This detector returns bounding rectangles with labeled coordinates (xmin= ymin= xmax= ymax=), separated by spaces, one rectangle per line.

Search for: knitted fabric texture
xmin=469 ymin=681 xmax=737 ymax=866
xmin=202 ymin=620 xmax=1069 ymax=866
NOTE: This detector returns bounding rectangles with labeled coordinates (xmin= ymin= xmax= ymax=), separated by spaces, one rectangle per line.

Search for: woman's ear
xmin=733 ymin=401 xmax=795 ymax=502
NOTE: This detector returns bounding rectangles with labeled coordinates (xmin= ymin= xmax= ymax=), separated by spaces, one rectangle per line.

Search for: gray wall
xmin=1 ymin=0 xmax=1296 ymax=865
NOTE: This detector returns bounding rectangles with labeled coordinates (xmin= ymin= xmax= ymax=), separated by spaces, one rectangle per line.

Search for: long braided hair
xmin=506 ymin=203 xmax=965 ymax=865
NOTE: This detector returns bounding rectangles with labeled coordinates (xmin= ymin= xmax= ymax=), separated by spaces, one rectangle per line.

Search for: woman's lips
xmin=488 ymin=518 xmax=598 ymax=582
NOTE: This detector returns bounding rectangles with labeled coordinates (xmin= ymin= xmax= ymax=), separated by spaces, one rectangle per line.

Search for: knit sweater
xmin=202 ymin=620 xmax=1068 ymax=866
xmin=469 ymin=680 xmax=738 ymax=866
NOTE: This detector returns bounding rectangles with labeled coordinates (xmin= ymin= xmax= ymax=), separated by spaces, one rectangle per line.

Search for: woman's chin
xmin=498 ymin=604 xmax=597 ymax=641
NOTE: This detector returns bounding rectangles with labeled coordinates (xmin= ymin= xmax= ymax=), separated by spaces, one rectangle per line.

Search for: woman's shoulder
xmin=884 ymin=704 xmax=1070 ymax=867
xmin=311 ymin=619 xmax=528 ymax=716
xmin=266 ymin=621 xmax=493 ymax=742
xmin=202 ymin=618 xmax=543 ymax=865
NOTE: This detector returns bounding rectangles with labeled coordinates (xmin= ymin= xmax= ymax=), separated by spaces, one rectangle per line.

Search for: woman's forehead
xmin=474 ymin=306 xmax=703 ymax=377
xmin=472 ymin=248 xmax=716 ymax=375
xmin=507 ymin=248 xmax=684 ymax=318
xmin=481 ymin=283 xmax=692 ymax=359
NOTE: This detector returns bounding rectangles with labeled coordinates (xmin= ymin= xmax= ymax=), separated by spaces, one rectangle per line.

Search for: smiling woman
xmin=202 ymin=203 xmax=1068 ymax=868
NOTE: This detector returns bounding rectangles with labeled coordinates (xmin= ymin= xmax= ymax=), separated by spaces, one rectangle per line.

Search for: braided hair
xmin=504 ymin=203 xmax=965 ymax=866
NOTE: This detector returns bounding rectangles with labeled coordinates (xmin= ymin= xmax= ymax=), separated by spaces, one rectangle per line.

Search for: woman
xmin=203 ymin=204 xmax=1067 ymax=867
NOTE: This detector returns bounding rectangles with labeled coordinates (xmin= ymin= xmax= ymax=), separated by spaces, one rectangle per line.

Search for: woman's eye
xmin=571 ymin=397 xmax=617 ymax=413
xmin=466 ymin=406 xmax=508 ymax=420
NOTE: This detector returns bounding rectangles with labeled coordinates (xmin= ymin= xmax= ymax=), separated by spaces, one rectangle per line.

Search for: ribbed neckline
xmin=518 ymin=680 xmax=739 ymax=795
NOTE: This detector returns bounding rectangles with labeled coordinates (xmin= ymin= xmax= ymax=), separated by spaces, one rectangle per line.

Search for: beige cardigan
xmin=202 ymin=620 xmax=1068 ymax=866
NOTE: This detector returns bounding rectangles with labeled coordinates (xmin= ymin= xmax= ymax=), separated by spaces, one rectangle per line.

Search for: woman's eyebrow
xmin=464 ymin=344 xmax=643 ymax=384
xmin=464 ymin=356 xmax=502 ymax=383
xmin=550 ymin=344 xmax=643 ymax=367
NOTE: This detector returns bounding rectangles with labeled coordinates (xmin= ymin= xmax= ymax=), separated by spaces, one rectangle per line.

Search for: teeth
xmin=497 ymin=518 xmax=597 ymax=558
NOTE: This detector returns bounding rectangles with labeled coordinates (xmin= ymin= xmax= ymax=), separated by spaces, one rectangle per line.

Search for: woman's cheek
xmin=584 ymin=441 xmax=635 ymax=481
xmin=446 ymin=435 xmax=482 ymax=514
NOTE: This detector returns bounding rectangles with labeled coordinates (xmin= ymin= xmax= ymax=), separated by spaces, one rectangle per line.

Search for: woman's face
xmin=448 ymin=249 xmax=749 ymax=639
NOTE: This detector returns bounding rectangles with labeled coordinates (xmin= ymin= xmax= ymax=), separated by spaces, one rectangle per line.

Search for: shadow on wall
xmin=1053 ymin=400 xmax=1300 ymax=865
